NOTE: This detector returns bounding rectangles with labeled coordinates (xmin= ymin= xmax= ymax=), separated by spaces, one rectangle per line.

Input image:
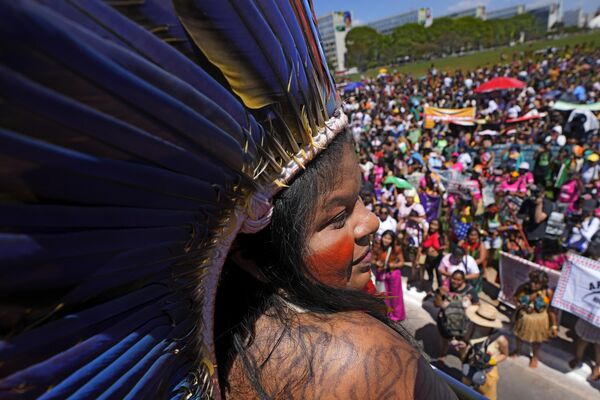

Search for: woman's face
xmin=381 ymin=233 xmax=393 ymax=247
xmin=429 ymin=220 xmax=439 ymax=233
xmin=450 ymin=274 xmax=465 ymax=290
xmin=468 ymin=230 xmax=479 ymax=243
xmin=305 ymin=146 xmax=380 ymax=288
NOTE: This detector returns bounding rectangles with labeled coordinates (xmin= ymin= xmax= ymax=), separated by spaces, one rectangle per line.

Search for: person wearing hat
xmin=518 ymin=161 xmax=534 ymax=188
xmin=460 ymin=303 xmax=509 ymax=400
xmin=582 ymin=152 xmax=599 ymax=186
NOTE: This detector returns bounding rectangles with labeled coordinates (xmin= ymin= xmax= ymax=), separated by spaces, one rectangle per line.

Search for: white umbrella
xmin=478 ymin=129 xmax=499 ymax=136
xmin=568 ymin=109 xmax=599 ymax=133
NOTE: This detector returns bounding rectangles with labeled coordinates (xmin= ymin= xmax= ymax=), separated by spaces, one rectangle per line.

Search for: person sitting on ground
xmin=434 ymin=270 xmax=480 ymax=360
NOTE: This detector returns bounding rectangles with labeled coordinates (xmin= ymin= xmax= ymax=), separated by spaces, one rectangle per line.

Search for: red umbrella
xmin=474 ymin=77 xmax=525 ymax=93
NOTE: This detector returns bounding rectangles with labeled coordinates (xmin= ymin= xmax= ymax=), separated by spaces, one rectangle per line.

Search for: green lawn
xmin=355 ymin=31 xmax=600 ymax=78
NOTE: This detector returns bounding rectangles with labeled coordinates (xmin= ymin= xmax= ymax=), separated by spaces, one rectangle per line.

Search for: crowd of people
xmin=342 ymin=42 xmax=600 ymax=398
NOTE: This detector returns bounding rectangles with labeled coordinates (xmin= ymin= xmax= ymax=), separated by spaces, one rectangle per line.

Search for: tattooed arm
xmin=227 ymin=311 xmax=457 ymax=399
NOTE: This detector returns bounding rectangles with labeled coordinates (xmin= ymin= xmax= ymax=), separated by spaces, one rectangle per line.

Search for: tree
xmin=345 ymin=26 xmax=382 ymax=71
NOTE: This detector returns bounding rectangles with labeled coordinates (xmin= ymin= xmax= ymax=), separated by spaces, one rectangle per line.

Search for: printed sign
xmin=424 ymin=107 xmax=475 ymax=129
xmin=499 ymin=252 xmax=561 ymax=308
xmin=552 ymin=253 xmax=600 ymax=328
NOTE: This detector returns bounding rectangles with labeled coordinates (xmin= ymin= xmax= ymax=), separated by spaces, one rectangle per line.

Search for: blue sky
xmin=314 ymin=0 xmax=600 ymax=25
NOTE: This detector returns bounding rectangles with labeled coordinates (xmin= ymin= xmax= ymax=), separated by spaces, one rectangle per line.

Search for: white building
xmin=563 ymin=8 xmax=586 ymax=28
xmin=366 ymin=8 xmax=432 ymax=35
xmin=486 ymin=5 xmax=525 ymax=20
xmin=526 ymin=2 xmax=562 ymax=30
xmin=317 ymin=11 xmax=352 ymax=72
xmin=444 ymin=6 xmax=486 ymax=20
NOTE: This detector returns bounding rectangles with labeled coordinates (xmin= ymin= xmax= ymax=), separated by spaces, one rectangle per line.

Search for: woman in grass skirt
xmin=512 ymin=270 xmax=558 ymax=368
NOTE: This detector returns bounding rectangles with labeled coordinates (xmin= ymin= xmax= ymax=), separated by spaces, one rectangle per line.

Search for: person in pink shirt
xmin=518 ymin=162 xmax=534 ymax=188
xmin=497 ymin=171 xmax=527 ymax=196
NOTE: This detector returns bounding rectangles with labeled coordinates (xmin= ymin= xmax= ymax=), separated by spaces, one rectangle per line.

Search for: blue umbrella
xmin=343 ymin=81 xmax=364 ymax=92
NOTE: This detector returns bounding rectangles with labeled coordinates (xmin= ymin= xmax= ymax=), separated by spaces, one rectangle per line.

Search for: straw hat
xmin=466 ymin=303 xmax=503 ymax=329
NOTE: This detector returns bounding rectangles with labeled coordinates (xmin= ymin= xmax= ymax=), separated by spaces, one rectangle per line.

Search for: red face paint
xmin=306 ymin=235 xmax=355 ymax=286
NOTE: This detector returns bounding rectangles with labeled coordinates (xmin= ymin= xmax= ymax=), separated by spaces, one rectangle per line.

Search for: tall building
xmin=444 ymin=6 xmax=486 ymax=19
xmin=317 ymin=11 xmax=352 ymax=72
xmin=563 ymin=8 xmax=586 ymax=28
xmin=526 ymin=3 xmax=562 ymax=30
xmin=486 ymin=5 xmax=525 ymax=20
xmin=366 ymin=8 xmax=432 ymax=35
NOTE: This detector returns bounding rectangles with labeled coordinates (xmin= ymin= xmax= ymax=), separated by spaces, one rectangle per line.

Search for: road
xmin=399 ymin=278 xmax=600 ymax=400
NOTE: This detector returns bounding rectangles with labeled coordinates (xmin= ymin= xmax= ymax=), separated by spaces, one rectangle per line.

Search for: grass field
xmin=355 ymin=31 xmax=600 ymax=78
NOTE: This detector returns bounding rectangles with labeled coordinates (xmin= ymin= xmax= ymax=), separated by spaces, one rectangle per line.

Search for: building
xmin=486 ymin=5 xmax=525 ymax=20
xmin=366 ymin=8 xmax=432 ymax=35
xmin=526 ymin=3 xmax=561 ymax=30
xmin=317 ymin=11 xmax=352 ymax=72
xmin=444 ymin=6 xmax=486 ymax=20
xmin=563 ymin=8 xmax=586 ymax=28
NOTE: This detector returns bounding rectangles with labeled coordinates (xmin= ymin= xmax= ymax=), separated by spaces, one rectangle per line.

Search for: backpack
xmin=440 ymin=293 xmax=469 ymax=338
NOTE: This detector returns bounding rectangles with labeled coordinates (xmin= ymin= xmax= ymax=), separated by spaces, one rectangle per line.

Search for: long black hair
xmin=214 ymin=131 xmax=417 ymax=397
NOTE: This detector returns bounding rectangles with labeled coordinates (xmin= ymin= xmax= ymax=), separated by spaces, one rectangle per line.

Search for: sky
xmin=314 ymin=0 xmax=600 ymax=26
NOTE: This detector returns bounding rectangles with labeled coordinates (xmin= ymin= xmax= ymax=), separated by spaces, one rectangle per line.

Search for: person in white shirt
xmin=397 ymin=189 xmax=426 ymax=222
xmin=438 ymin=247 xmax=480 ymax=288
xmin=568 ymin=205 xmax=600 ymax=253
xmin=376 ymin=207 xmax=397 ymax=238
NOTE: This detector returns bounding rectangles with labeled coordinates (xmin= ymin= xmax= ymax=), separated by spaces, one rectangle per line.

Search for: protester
xmin=461 ymin=303 xmax=509 ymax=400
xmin=415 ymin=219 xmax=447 ymax=293
xmin=512 ymin=270 xmax=558 ymax=368
xmin=459 ymin=228 xmax=488 ymax=293
xmin=434 ymin=270 xmax=480 ymax=360
xmin=438 ymin=247 xmax=481 ymax=290
xmin=569 ymin=318 xmax=600 ymax=381
xmin=373 ymin=230 xmax=406 ymax=322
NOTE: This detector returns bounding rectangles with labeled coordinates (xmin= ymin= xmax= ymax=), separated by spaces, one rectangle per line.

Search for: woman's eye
xmin=330 ymin=212 xmax=347 ymax=229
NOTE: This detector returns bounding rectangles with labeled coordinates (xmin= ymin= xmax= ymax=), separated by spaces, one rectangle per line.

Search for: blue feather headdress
xmin=0 ymin=1 xmax=345 ymax=399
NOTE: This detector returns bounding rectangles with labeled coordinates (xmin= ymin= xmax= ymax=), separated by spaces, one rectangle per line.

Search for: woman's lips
xmin=352 ymin=248 xmax=371 ymax=266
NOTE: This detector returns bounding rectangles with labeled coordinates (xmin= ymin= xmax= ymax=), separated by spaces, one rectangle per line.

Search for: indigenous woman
xmin=415 ymin=219 xmax=447 ymax=293
xmin=373 ymin=230 xmax=406 ymax=321
xmin=0 ymin=2 xmax=457 ymax=399
xmin=512 ymin=270 xmax=558 ymax=368
xmin=460 ymin=228 xmax=488 ymax=293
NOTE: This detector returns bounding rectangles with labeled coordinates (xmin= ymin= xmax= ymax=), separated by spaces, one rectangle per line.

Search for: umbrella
xmin=343 ymin=81 xmax=364 ymax=92
xmin=568 ymin=109 xmax=599 ymax=133
xmin=478 ymin=129 xmax=499 ymax=136
xmin=383 ymin=176 xmax=413 ymax=189
xmin=474 ymin=77 xmax=525 ymax=93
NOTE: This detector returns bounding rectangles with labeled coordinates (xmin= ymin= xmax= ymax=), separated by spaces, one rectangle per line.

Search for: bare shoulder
xmin=227 ymin=311 xmax=422 ymax=399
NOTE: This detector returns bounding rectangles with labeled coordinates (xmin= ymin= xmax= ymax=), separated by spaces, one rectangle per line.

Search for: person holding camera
xmin=460 ymin=303 xmax=509 ymax=400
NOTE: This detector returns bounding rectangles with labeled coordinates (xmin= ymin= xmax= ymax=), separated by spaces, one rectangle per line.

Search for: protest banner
xmin=552 ymin=253 xmax=600 ymax=328
xmin=489 ymin=144 xmax=540 ymax=170
xmin=424 ymin=107 xmax=475 ymax=129
xmin=498 ymin=252 xmax=561 ymax=308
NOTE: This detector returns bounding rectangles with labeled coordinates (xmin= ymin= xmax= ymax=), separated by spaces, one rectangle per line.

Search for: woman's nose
xmin=355 ymin=202 xmax=380 ymax=240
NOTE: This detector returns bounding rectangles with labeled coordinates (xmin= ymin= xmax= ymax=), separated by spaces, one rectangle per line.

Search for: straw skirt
xmin=514 ymin=310 xmax=549 ymax=343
